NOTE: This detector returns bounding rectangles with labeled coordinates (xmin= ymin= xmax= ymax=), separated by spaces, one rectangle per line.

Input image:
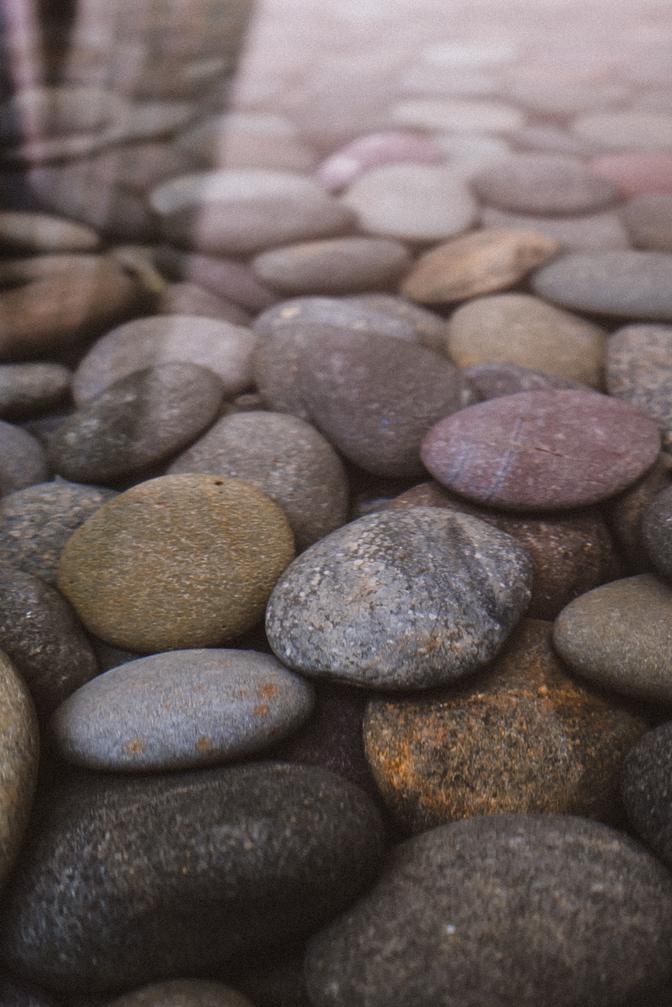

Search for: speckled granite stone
xmin=622 ymin=721 xmax=672 ymax=868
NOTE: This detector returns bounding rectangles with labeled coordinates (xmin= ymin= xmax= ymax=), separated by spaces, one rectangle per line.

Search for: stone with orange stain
xmin=364 ymin=619 xmax=647 ymax=833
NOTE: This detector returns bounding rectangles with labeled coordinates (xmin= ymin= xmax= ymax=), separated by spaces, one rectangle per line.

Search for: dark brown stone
xmin=607 ymin=454 xmax=672 ymax=570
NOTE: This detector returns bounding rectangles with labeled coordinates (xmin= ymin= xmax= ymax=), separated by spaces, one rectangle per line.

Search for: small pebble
xmin=252 ymin=237 xmax=411 ymax=294
xmin=0 ymin=364 xmax=70 ymax=420
xmin=0 ymin=211 xmax=99 ymax=254
xmin=154 ymin=282 xmax=251 ymax=326
xmin=607 ymin=325 xmax=672 ymax=448
xmin=0 ymin=422 xmax=48 ymax=497
xmin=481 ymin=206 xmax=630 ymax=250
xmin=622 ymin=194 xmax=672 ymax=251
xmin=643 ymin=483 xmax=672 ymax=579
xmin=0 ymin=651 xmax=38 ymax=889
xmin=622 ymin=722 xmax=672 ymax=869
xmin=391 ymin=96 xmax=525 ymax=132
xmin=590 ymin=152 xmax=672 ymax=196
xmin=472 ymin=154 xmax=617 ymax=215
xmin=315 ymin=131 xmax=443 ymax=192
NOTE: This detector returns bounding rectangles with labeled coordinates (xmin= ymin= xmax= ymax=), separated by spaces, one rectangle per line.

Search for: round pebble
xmin=72 ymin=316 xmax=257 ymax=405
xmin=265 ymin=508 xmax=532 ymax=690
xmin=481 ymin=206 xmax=630 ymax=251
xmin=340 ymin=164 xmax=478 ymax=243
xmin=51 ymin=649 xmax=314 ymax=771
xmin=590 ymin=152 xmax=672 ymax=196
xmin=0 ymin=423 xmax=48 ymax=497
xmin=153 ymin=247 xmax=276 ymax=313
xmin=643 ymin=483 xmax=672 ymax=579
xmin=401 ymin=228 xmax=560 ymax=303
xmin=472 ymin=154 xmax=617 ymax=215
xmin=622 ymin=194 xmax=672 ymax=251
xmin=622 ymin=722 xmax=672 ymax=869
xmin=445 ymin=293 xmax=606 ymax=387
xmin=105 ymin=980 xmax=254 ymax=1007
xmin=344 ymin=293 xmax=446 ymax=353
xmin=364 ymin=619 xmax=646 ymax=832
xmin=253 ymin=296 xmax=427 ymax=344
xmin=1 ymin=763 xmax=383 ymax=993
xmin=608 ymin=454 xmax=672 ymax=570
xmin=553 ymin=573 xmax=672 ymax=702
xmin=168 ymin=410 xmax=349 ymax=550
xmin=0 ymin=364 xmax=70 ymax=420
xmin=58 ymin=474 xmax=295 ymax=652
xmin=421 ymin=389 xmax=660 ymax=510
xmin=607 ymin=325 xmax=672 ymax=448
xmin=0 ymin=481 xmax=116 ymax=586
xmin=316 ymin=132 xmax=442 ymax=192
xmin=0 ymin=652 xmax=38 ymax=889
xmin=48 ymin=363 xmax=225 ymax=484
xmin=304 ymin=814 xmax=672 ymax=1007
xmin=252 ymin=237 xmax=411 ymax=294
xmin=463 ymin=363 xmax=584 ymax=399
xmin=0 ymin=212 xmax=99 ymax=254
xmin=155 ymin=282 xmax=251 ymax=326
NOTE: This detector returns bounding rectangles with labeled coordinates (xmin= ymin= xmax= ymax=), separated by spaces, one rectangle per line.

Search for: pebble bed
xmin=2 ymin=0 xmax=672 ymax=1004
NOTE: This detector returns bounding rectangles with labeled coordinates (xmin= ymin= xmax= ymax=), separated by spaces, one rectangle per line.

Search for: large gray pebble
xmin=481 ymin=206 xmax=629 ymax=251
xmin=0 ymin=423 xmax=48 ymax=496
xmin=51 ymin=649 xmax=314 ymax=771
xmin=253 ymin=296 xmax=429 ymax=344
xmin=607 ymin=325 xmax=672 ymax=448
xmin=168 ymin=411 xmax=348 ymax=549
xmin=48 ymin=363 xmax=224 ymax=484
xmin=266 ymin=508 xmax=533 ymax=690
xmin=252 ymin=237 xmax=410 ymax=295
xmin=0 ymin=364 xmax=70 ymax=420
xmin=304 ymin=814 xmax=672 ymax=1007
xmin=472 ymin=154 xmax=617 ymax=215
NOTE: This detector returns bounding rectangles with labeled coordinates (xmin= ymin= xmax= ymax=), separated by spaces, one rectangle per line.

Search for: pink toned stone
xmin=590 ymin=154 xmax=672 ymax=197
xmin=316 ymin=132 xmax=443 ymax=192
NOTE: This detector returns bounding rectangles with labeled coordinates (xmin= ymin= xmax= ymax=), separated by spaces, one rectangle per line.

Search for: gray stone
xmin=155 ymin=283 xmax=251 ymax=326
xmin=304 ymin=814 xmax=672 ymax=1007
xmin=607 ymin=454 xmax=672 ymax=570
xmin=572 ymin=111 xmax=672 ymax=150
xmin=0 ymin=652 xmax=38 ymax=890
xmin=622 ymin=194 xmax=672 ymax=251
xmin=265 ymin=508 xmax=533 ymax=690
xmin=0 ymin=423 xmax=48 ymax=497
xmin=0 ymin=364 xmax=70 ymax=420
xmin=104 ymin=980 xmax=254 ymax=1006
xmin=0 ymin=480 xmax=116 ymax=586
xmin=643 ymin=484 xmax=672 ymax=579
xmin=0 ymin=212 xmax=100 ymax=254
xmin=252 ymin=237 xmax=411 ymax=295
xmin=253 ymin=296 xmax=428 ymax=345
xmin=168 ymin=411 xmax=348 ymax=550
xmin=553 ymin=574 xmax=672 ymax=702
xmin=607 ymin=325 xmax=672 ymax=449
xmin=472 ymin=154 xmax=617 ymax=215
xmin=51 ymin=649 xmax=314 ymax=771
xmin=481 ymin=206 xmax=629 ymax=251
xmin=532 ymin=251 xmax=672 ymax=321
xmin=0 ymin=975 xmax=58 ymax=1006
xmin=463 ymin=363 xmax=584 ymax=400
xmin=1 ymin=763 xmax=384 ymax=994
xmin=344 ymin=294 xmax=446 ymax=353
xmin=49 ymin=363 xmax=224 ymax=484
xmin=622 ymin=722 xmax=672 ymax=869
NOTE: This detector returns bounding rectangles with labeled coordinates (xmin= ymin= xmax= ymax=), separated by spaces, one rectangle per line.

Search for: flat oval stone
xmin=532 ymin=251 xmax=672 ymax=321
xmin=401 ymin=229 xmax=560 ymax=304
xmin=622 ymin=194 xmax=672 ymax=251
xmin=295 ymin=329 xmax=467 ymax=477
xmin=340 ymin=164 xmax=478 ymax=243
xmin=253 ymin=296 xmax=425 ymax=344
xmin=168 ymin=410 xmax=348 ymax=550
xmin=58 ymin=474 xmax=295 ymax=653
xmin=304 ymin=814 xmax=672 ymax=1007
xmin=0 ymin=652 xmax=38 ymax=889
xmin=265 ymin=508 xmax=532 ymax=690
xmin=472 ymin=154 xmax=617 ymax=215
xmin=72 ymin=316 xmax=257 ymax=405
xmin=608 ymin=454 xmax=672 ymax=570
xmin=0 ymin=364 xmax=70 ymax=420
xmin=0 ymin=481 xmax=116 ymax=586
xmin=1 ymin=763 xmax=384 ymax=994
xmin=607 ymin=325 xmax=672 ymax=448
xmin=0 ymin=212 xmax=99 ymax=254
xmin=445 ymin=293 xmax=606 ymax=387
xmin=573 ymin=111 xmax=672 ymax=150
xmin=154 ymin=283 xmax=251 ymax=327
xmin=0 ymin=423 xmax=48 ymax=496
xmin=154 ymin=248 xmax=276 ymax=313
xmin=316 ymin=132 xmax=443 ymax=192
xmin=51 ymin=649 xmax=314 ymax=771
xmin=622 ymin=722 xmax=672 ymax=869
xmin=252 ymin=238 xmax=411 ymax=295
xmin=0 ymin=565 xmax=98 ymax=719
xmin=105 ymin=980 xmax=254 ymax=1006
xmin=553 ymin=574 xmax=672 ymax=702
xmin=590 ymin=152 xmax=672 ymax=196
xmin=422 ymin=390 xmax=661 ymax=510
xmin=481 ymin=206 xmax=629 ymax=251
xmin=463 ymin=363 xmax=584 ymax=400
xmin=391 ymin=97 xmax=524 ymax=133
xmin=48 ymin=364 xmax=225 ymax=484
xmin=364 ymin=619 xmax=646 ymax=832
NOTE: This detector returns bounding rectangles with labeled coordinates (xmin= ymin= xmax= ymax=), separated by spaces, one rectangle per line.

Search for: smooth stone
xmin=0 ymin=255 xmax=144 ymax=359
xmin=643 ymin=484 xmax=672 ymax=579
xmin=532 ymin=251 xmax=672 ymax=321
xmin=573 ymin=111 xmax=672 ymax=150
xmin=154 ymin=283 xmax=251 ymax=326
xmin=364 ymin=619 xmax=646 ymax=832
xmin=473 ymin=154 xmax=617 ymax=215
xmin=391 ymin=97 xmax=525 ymax=133
xmin=72 ymin=316 xmax=257 ymax=405
xmin=253 ymin=296 xmax=428 ymax=345
xmin=423 ymin=387 xmax=660 ymax=510
xmin=153 ymin=170 xmax=356 ymax=256
xmin=344 ymin=294 xmax=446 ymax=353
xmin=340 ymin=164 xmax=478 ymax=243
xmin=622 ymin=722 xmax=672 ymax=869
xmin=608 ymin=454 xmax=672 ymax=570
xmin=88 ymin=143 xmax=198 ymax=195
xmin=402 ymin=228 xmax=560 ymax=303
xmin=252 ymin=238 xmax=411 ymax=295
xmin=104 ymin=980 xmax=254 ymax=1007
xmin=386 ymin=481 xmax=623 ymax=621
xmin=104 ymin=100 xmax=194 ymax=145
xmin=295 ymin=329 xmax=467 ymax=477
xmin=58 ymin=474 xmax=295 ymax=653
xmin=622 ymin=194 xmax=672 ymax=251
xmin=0 ymin=481 xmax=116 ymax=586
xmin=590 ymin=153 xmax=672 ymax=196
xmin=432 ymin=133 xmax=511 ymax=179
xmin=0 ymin=652 xmax=38 ymax=889
xmin=265 ymin=508 xmax=532 ymax=691
xmin=304 ymin=814 xmax=672 ymax=1007
xmin=0 ymin=565 xmax=98 ymax=719
xmin=553 ymin=574 xmax=672 ymax=703
xmin=154 ymin=247 xmax=276 ymax=313
xmin=481 ymin=206 xmax=630 ymax=251
xmin=0 ymin=423 xmax=48 ymax=496
xmin=445 ymin=293 xmax=606 ymax=387
xmin=179 ymin=112 xmax=315 ymax=173
xmin=508 ymin=124 xmax=601 ymax=158
xmin=52 ymin=649 xmax=314 ymax=772
xmin=0 ymin=212 xmax=99 ymax=253
xmin=168 ymin=411 xmax=349 ymax=550
xmin=502 ymin=79 xmax=630 ymax=117
xmin=0 ymin=86 xmax=127 ymax=141
xmin=316 ymin=132 xmax=442 ymax=192
xmin=48 ymin=364 xmax=225 ymax=484
xmin=607 ymin=325 xmax=672 ymax=448
xmin=463 ymin=363 xmax=584 ymax=400
xmin=0 ymin=364 xmax=70 ymax=419
xmin=1 ymin=764 xmax=383 ymax=994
